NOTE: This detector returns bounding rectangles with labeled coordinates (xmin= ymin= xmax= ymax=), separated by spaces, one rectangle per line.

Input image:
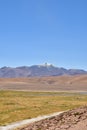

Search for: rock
xmin=19 ymin=106 xmax=87 ymax=130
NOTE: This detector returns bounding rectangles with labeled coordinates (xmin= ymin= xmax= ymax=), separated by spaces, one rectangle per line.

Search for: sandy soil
xmin=0 ymin=75 xmax=87 ymax=91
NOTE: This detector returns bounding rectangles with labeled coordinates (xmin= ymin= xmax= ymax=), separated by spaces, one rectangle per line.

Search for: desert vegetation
xmin=0 ymin=90 xmax=87 ymax=126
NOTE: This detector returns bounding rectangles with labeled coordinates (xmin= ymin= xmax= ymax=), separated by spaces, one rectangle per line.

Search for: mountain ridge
xmin=0 ymin=64 xmax=87 ymax=78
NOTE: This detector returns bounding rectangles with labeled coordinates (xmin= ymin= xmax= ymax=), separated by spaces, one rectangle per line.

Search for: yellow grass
xmin=0 ymin=90 xmax=87 ymax=126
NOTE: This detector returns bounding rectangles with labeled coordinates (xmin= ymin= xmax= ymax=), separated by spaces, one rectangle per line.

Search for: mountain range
xmin=0 ymin=63 xmax=87 ymax=78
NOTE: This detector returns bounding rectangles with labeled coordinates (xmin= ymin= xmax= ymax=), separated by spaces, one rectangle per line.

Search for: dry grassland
xmin=0 ymin=91 xmax=87 ymax=126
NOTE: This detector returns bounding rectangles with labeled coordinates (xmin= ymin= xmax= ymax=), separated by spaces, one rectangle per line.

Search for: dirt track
xmin=0 ymin=112 xmax=64 ymax=130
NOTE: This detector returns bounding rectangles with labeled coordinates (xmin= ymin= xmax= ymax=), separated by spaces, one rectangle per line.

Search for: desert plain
xmin=0 ymin=75 xmax=87 ymax=130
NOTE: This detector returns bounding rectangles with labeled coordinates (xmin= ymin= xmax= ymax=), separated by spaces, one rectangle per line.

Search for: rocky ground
xmin=19 ymin=106 xmax=87 ymax=130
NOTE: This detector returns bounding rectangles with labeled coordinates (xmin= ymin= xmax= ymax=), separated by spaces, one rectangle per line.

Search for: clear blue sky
xmin=0 ymin=0 xmax=87 ymax=70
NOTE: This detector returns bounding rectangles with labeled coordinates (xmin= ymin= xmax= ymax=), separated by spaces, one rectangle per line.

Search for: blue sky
xmin=0 ymin=0 xmax=87 ymax=70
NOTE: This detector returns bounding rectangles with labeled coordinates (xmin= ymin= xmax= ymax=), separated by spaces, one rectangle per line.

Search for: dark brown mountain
xmin=0 ymin=64 xmax=87 ymax=78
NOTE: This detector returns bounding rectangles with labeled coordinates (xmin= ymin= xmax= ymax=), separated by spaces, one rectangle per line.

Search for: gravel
xmin=19 ymin=106 xmax=87 ymax=130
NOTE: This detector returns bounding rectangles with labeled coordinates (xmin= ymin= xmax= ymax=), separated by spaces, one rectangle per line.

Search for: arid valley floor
xmin=0 ymin=75 xmax=87 ymax=92
xmin=0 ymin=75 xmax=87 ymax=130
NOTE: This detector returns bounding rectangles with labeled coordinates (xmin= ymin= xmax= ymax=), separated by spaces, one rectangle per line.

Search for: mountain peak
xmin=0 ymin=65 xmax=87 ymax=78
xmin=38 ymin=63 xmax=54 ymax=67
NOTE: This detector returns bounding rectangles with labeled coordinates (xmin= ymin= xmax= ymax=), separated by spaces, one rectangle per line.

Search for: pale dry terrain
xmin=0 ymin=75 xmax=87 ymax=128
xmin=19 ymin=106 xmax=87 ymax=130
xmin=0 ymin=75 xmax=87 ymax=91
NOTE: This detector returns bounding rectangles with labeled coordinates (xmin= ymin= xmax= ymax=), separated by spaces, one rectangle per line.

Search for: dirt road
xmin=0 ymin=112 xmax=64 ymax=130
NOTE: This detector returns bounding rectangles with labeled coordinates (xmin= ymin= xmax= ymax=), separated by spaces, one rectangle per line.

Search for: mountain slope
xmin=0 ymin=64 xmax=87 ymax=78
xmin=0 ymin=75 xmax=87 ymax=91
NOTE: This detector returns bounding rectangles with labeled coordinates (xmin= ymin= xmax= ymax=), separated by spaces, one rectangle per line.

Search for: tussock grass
xmin=0 ymin=90 xmax=87 ymax=125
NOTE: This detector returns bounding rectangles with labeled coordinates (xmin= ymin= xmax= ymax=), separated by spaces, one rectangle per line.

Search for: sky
xmin=0 ymin=0 xmax=87 ymax=70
